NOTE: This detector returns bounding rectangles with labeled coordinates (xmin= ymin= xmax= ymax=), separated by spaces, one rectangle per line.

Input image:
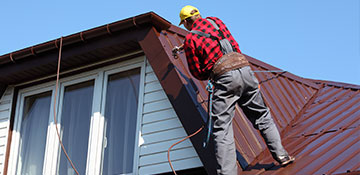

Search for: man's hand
xmin=172 ymin=44 xmax=184 ymax=59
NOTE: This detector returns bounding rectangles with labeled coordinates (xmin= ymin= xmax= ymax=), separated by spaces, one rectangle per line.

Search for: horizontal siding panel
xmin=139 ymin=62 xmax=201 ymax=174
xmin=0 ymin=103 xmax=10 ymax=111
xmin=0 ymin=144 xmax=5 ymax=157
xmin=4 ymin=87 xmax=13 ymax=94
xmin=0 ymin=118 xmax=7 ymax=123
xmin=145 ymin=64 xmax=153 ymax=73
xmin=142 ymin=109 xmax=177 ymax=124
xmin=0 ymin=137 xmax=6 ymax=147
xmin=139 ymin=147 xmax=198 ymax=166
xmin=3 ymin=88 xmax=13 ymax=94
xmin=145 ymin=72 xmax=158 ymax=83
xmin=143 ymin=99 xmax=172 ymax=114
xmin=140 ymin=139 xmax=192 ymax=156
xmin=142 ymin=127 xmax=186 ymax=145
xmin=139 ymin=157 xmax=202 ymax=175
xmin=0 ymin=131 xmax=8 ymax=145
xmin=0 ymin=94 xmax=12 ymax=102
xmin=142 ymin=118 xmax=183 ymax=135
xmin=144 ymin=81 xmax=162 ymax=93
xmin=0 ymin=111 xmax=9 ymax=120
xmin=1 ymin=88 xmax=13 ymax=102
xmin=0 ymin=121 xmax=9 ymax=130
xmin=0 ymin=87 xmax=11 ymax=175
xmin=143 ymin=90 xmax=167 ymax=104
xmin=0 ymin=148 xmax=5 ymax=169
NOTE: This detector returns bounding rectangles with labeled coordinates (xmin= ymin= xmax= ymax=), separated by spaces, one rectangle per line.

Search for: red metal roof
xmin=149 ymin=23 xmax=360 ymax=175
xmin=245 ymin=80 xmax=360 ymax=175
xmin=1 ymin=12 xmax=359 ymax=175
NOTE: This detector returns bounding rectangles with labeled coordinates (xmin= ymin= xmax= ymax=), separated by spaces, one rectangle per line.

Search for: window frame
xmin=8 ymin=82 xmax=56 ymax=175
xmin=98 ymin=60 xmax=145 ymax=175
xmin=8 ymin=55 xmax=146 ymax=175
xmin=54 ymin=74 xmax=98 ymax=175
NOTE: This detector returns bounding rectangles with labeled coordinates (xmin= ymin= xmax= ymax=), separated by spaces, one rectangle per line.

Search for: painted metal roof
xmin=1 ymin=12 xmax=359 ymax=175
xmin=151 ymin=23 xmax=360 ymax=175
xmin=244 ymin=80 xmax=360 ymax=175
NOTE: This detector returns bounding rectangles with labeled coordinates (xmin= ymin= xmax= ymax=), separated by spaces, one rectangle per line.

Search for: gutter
xmin=0 ymin=12 xmax=171 ymax=66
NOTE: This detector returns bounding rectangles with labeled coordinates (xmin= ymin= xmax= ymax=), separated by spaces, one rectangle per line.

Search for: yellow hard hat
xmin=179 ymin=5 xmax=200 ymax=26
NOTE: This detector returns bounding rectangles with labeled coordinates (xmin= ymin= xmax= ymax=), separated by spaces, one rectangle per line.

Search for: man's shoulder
xmin=206 ymin=16 xmax=222 ymax=22
xmin=184 ymin=32 xmax=195 ymax=46
xmin=206 ymin=16 xmax=227 ymax=28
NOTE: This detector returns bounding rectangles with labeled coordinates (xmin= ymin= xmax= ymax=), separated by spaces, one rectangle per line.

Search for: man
xmin=178 ymin=5 xmax=295 ymax=175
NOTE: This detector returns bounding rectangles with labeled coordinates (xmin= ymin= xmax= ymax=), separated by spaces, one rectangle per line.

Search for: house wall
xmin=0 ymin=87 xmax=13 ymax=175
xmin=137 ymin=61 xmax=203 ymax=174
xmin=0 ymin=57 xmax=203 ymax=175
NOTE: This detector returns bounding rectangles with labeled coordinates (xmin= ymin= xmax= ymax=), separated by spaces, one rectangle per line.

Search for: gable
xmin=138 ymin=60 xmax=203 ymax=174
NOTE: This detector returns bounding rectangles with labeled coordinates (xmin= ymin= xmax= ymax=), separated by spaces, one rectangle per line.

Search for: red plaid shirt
xmin=184 ymin=17 xmax=241 ymax=80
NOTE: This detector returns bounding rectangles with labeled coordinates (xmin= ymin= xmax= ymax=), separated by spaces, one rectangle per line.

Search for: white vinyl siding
xmin=0 ymin=87 xmax=14 ymax=175
xmin=2 ymin=55 xmax=203 ymax=175
xmin=138 ymin=61 xmax=202 ymax=175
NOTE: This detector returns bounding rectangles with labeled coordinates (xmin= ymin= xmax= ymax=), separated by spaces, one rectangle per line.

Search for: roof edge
xmin=0 ymin=12 xmax=171 ymax=66
xmin=306 ymin=78 xmax=360 ymax=90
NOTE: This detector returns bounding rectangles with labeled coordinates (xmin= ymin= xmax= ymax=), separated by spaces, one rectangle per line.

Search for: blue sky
xmin=1 ymin=1 xmax=359 ymax=84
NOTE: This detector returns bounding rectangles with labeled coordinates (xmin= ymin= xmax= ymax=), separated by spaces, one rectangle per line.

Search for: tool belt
xmin=210 ymin=52 xmax=250 ymax=80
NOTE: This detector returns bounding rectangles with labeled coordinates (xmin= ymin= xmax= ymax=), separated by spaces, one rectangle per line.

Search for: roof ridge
xmin=305 ymin=78 xmax=360 ymax=90
xmin=244 ymin=54 xmax=321 ymax=90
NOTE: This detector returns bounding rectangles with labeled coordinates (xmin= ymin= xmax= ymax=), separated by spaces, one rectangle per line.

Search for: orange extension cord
xmin=167 ymin=87 xmax=264 ymax=175
xmin=54 ymin=37 xmax=80 ymax=175
xmin=54 ymin=40 xmax=276 ymax=175
xmin=167 ymin=126 xmax=204 ymax=175
xmin=55 ymin=37 xmax=197 ymax=175
xmin=167 ymin=81 xmax=271 ymax=175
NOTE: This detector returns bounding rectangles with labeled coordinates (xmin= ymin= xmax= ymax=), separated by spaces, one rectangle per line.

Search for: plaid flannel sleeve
xmin=184 ymin=37 xmax=209 ymax=80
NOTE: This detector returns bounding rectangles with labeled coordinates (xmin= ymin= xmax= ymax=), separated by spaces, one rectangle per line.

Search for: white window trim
xmin=8 ymin=84 xmax=55 ymax=175
xmin=52 ymin=74 xmax=98 ymax=175
xmin=8 ymin=55 xmax=146 ymax=175
xmin=133 ymin=58 xmax=146 ymax=175
xmin=97 ymin=59 xmax=146 ymax=175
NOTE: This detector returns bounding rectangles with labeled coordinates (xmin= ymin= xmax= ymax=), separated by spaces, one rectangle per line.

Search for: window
xmin=102 ymin=68 xmax=140 ymax=174
xmin=8 ymin=57 xmax=145 ymax=175
xmin=58 ymin=81 xmax=94 ymax=175
xmin=17 ymin=91 xmax=52 ymax=175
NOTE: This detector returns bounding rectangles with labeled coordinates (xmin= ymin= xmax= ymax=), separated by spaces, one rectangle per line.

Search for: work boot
xmin=276 ymin=155 xmax=295 ymax=167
